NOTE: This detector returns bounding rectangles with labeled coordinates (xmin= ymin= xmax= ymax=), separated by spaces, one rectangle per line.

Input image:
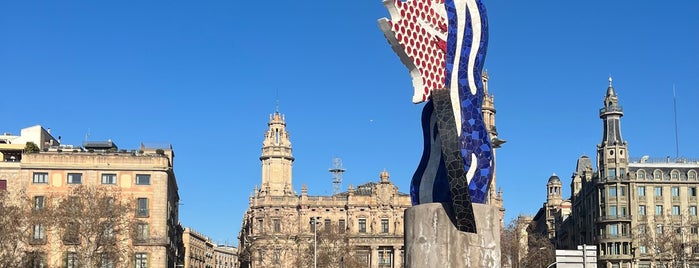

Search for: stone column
xmin=393 ymin=246 xmax=402 ymax=268
xmin=404 ymin=203 xmax=501 ymax=268
xmin=371 ymin=245 xmax=379 ymax=268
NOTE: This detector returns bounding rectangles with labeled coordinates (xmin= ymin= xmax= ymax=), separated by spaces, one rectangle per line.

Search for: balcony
xmin=597 ymin=215 xmax=632 ymax=223
xmin=598 ymin=233 xmax=632 ymax=240
xmin=599 ymin=106 xmax=624 ymax=116
xmin=597 ymin=176 xmax=630 ymax=184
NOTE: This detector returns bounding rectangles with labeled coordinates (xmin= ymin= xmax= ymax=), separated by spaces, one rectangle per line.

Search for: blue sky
xmin=2 ymin=1 xmax=698 ymax=245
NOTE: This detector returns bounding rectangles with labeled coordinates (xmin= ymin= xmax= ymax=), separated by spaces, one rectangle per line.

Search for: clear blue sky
xmin=2 ymin=1 xmax=698 ymax=245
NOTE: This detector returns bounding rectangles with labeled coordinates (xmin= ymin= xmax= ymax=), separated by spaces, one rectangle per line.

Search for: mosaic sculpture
xmin=379 ymin=0 xmax=493 ymax=233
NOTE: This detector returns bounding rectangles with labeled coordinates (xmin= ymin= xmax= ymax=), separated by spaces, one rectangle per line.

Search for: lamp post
xmin=311 ymin=216 xmax=321 ymax=268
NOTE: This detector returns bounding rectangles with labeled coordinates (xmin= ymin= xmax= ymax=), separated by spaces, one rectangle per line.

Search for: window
xmin=136 ymin=174 xmax=151 ymax=185
xmin=690 ymin=170 xmax=698 ymax=180
xmin=655 ymin=187 xmax=663 ymax=196
xmin=66 ymin=252 xmax=78 ymax=268
xmin=637 ymin=170 xmax=646 ymax=180
xmin=673 ymin=205 xmax=681 ymax=215
xmin=135 ymin=222 xmax=149 ymax=241
xmin=691 ymin=206 xmax=698 ymax=216
xmin=610 ymin=224 xmax=619 ymax=236
xmin=639 ymin=225 xmax=647 ymax=234
xmin=608 ymin=169 xmax=616 ymax=179
xmin=638 ymin=186 xmax=646 ymax=197
xmin=33 ymin=173 xmax=48 ymax=184
xmin=672 ymin=187 xmax=680 ymax=197
xmin=273 ymin=219 xmax=281 ymax=233
xmin=358 ymin=218 xmax=367 ymax=233
xmin=639 ymin=245 xmax=647 ymax=254
xmin=100 ymin=253 xmax=114 ymax=268
xmin=690 ymin=187 xmax=697 ymax=197
xmin=0 ymin=179 xmax=6 ymax=190
xmin=34 ymin=196 xmax=45 ymax=210
xmin=134 ymin=253 xmax=148 ymax=268
xmin=378 ymin=247 xmax=393 ymax=266
xmin=692 ymin=226 xmax=699 ymax=235
xmin=26 ymin=251 xmax=46 ymax=268
xmin=32 ymin=224 xmax=45 ymax=241
xmin=656 ymin=205 xmax=664 ymax=215
xmin=620 ymin=206 xmax=627 ymax=216
xmin=672 ymin=170 xmax=680 ymax=179
xmin=67 ymin=173 xmax=82 ymax=184
xmin=136 ymin=198 xmax=149 ymax=217
xmin=310 ymin=219 xmax=317 ymax=233
xmin=324 ymin=219 xmax=331 ymax=231
xmin=657 ymin=225 xmax=664 ymax=234
xmin=63 ymin=221 xmax=79 ymax=244
xmin=102 ymin=222 xmax=114 ymax=240
xmin=338 ymin=219 xmax=346 ymax=233
xmin=620 ymin=186 xmax=626 ymax=196
xmin=609 ymin=186 xmax=617 ymax=197
xmin=609 ymin=206 xmax=617 ymax=217
xmin=101 ymin=174 xmax=116 ymax=184
xmin=638 ymin=205 xmax=646 ymax=216
xmin=381 ymin=219 xmax=389 ymax=233
xmin=654 ymin=170 xmax=663 ymax=180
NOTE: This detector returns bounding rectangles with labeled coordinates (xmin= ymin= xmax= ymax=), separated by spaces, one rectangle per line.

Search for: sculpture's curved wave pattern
xmin=380 ymin=0 xmax=493 ymax=232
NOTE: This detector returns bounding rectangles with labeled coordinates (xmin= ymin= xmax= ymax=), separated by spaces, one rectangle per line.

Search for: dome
xmin=548 ymin=173 xmax=561 ymax=183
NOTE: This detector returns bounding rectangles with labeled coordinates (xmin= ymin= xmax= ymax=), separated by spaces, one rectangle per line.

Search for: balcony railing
xmin=597 ymin=215 xmax=632 ymax=222
xmin=599 ymin=106 xmax=624 ymax=115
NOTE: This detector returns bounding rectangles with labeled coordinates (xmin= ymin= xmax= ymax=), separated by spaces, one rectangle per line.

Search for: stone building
xmin=213 ymin=245 xmax=238 ymax=268
xmin=183 ymin=227 xmax=214 ymax=268
xmin=532 ymin=174 xmax=572 ymax=244
xmin=236 ymin=110 xmax=412 ymax=268
xmin=182 ymin=227 xmax=239 ymax=268
xmin=237 ymin=73 xmax=505 ymax=268
xmin=0 ymin=125 xmax=183 ymax=268
xmin=540 ymin=79 xmax=699 ymax=268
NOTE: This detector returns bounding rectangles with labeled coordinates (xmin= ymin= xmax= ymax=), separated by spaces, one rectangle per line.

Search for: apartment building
xmin=0 ymin=125 xmax=183 ymax=268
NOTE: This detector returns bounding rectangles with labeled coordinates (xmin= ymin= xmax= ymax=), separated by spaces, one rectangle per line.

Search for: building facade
xmin=237 ymin=110 xmax=412 ymax=268
xmin=0 ymin=125 xmax=183 ymax=268
xmin=542 ymin=79 xmax=699 ymax=268
xmin=183 ymin=227 xmax=214 ymax=268
xmin=213 ymin=245 xmax=238 ymax=268
xmin=183 ymin=227 xmax=238 ymax=268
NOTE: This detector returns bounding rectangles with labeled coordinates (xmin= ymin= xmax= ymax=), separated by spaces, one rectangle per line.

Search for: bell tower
xmin=259 ymin=110 xmax=295 ymax=196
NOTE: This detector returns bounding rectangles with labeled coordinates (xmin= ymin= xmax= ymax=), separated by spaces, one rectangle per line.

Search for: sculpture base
xmin=404 ymin=203 xmax=501 ymax=268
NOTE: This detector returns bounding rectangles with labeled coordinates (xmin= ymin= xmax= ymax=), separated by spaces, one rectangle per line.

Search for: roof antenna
xmin=276 ymin=89 xmax=280 ymax=113
xmin=673 ymin=84 xmax=680 ymax=158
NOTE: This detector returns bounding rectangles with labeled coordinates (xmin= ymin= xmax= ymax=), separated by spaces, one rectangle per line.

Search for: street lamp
xmin=310 ymin=216 xmax=321 ymax=268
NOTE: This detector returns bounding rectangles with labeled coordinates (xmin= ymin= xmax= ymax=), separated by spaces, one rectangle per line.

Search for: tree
xmin=48 ymin=185 xmax=134 ymax=268
xmin=0 ymin=189 xmax=51 ymax=267
xmin=25 ymin=142 xmax=40 ymax=153
xmin=295 ymin=227 xmax=365 ymax=268
xmin=635 ymin=213 xmax=699 ymax=268
xmin=522 ymin=231 xmax=555 ymax=268
xmin=501 ymin=215 xmax=555 ymax=268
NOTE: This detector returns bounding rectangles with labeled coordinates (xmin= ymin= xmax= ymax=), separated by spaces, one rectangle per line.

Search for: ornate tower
xmin=482 ymin=71 xmax=506 ymax=224
xmin=597 ymin=77 xmax=629 ymax=179
xmin=259 ymin=110 xmax=295 ymax=196
xmin=596 ymin=77 xmax=632 ymax=263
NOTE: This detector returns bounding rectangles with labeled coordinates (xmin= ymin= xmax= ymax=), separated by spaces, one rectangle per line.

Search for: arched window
xmin=654 ymin=170 xmax=663 ymax=180
xmin=689 ymin=170 xmax=698 ymax=181
xmin=671 ymin=170 xmax=680 ymax=180
xmin=637 ymin=170 xmax=647 ymax=180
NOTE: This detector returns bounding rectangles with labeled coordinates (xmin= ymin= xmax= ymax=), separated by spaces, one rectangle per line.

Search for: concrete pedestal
xmin=404 ymin=203 xmax=501 ymax=268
